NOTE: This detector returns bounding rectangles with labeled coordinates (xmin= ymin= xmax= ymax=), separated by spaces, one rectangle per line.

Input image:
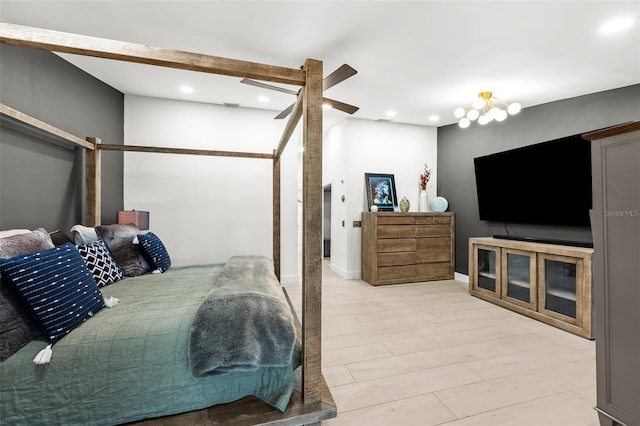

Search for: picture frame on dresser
xmin=364 ymin=172 xmax=397 ymax=211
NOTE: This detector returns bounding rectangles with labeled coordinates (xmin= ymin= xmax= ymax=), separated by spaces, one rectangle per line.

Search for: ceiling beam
xmin=0 ymin=23 xmax=306 ymax=86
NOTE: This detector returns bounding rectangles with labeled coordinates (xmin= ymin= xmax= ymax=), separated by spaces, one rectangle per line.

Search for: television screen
xmin=473 ymin=134 xmax=592 ymax=227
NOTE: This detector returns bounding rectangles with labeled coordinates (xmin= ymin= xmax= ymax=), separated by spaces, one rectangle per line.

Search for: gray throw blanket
xmin=188 ymin=256 xmax=296 ymax=377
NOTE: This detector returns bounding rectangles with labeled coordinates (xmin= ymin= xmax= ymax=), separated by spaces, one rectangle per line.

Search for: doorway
xmin=323 ymin=184 xmax=331 ymax=258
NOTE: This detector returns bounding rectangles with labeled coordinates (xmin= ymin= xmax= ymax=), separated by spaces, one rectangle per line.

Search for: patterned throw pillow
xmin=0 ymin=243 xmax=105 ymax=344
xmin=138 ymin=232 xmax=171 ymax=272
xmin=76 ymin=240 xmax=125 ymax=287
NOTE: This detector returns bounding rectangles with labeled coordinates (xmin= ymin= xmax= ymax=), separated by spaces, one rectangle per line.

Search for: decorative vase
xmin=429 ymin=196 xmax=449 ymax=212
xmin=419 ymin=189 xmax=429 ymax=212
xmin=399 ymin=197 xmax=410 ymax=213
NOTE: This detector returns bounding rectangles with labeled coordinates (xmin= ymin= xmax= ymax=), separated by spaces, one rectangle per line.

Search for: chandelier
xmin=454 ymin=92 xmax=521 ymax=128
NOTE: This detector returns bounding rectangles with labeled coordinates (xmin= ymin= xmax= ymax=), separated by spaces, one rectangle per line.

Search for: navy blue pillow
xmin=138 ymin=232 xmax=171 ymax=272
xmin=0 ymin=243 xmax=105 ymax=344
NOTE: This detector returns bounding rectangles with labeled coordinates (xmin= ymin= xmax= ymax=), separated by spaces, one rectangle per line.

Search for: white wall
xmin=324 ymin=118 xmax=438 ymax=279
xmin=123 ymin=95 xmax=300 ymax=283
xmin=323 ymin=119 xmax=350 ymax=276
xmin=123 ymin=96 xmax=436 ymax=283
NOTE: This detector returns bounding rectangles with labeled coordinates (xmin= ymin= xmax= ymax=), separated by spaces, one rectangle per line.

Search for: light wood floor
xmin=284 ymin=260 xmax=598 ymax=426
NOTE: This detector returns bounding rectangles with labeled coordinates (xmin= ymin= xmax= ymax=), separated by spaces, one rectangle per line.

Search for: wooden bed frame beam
xmin=0 ymin=23 xmax=306 ymax=86
xmin=0 ymin=103 xmax=95 ymax=150
xmin=274 ymin=96 xmax=304 ymax=161
xmin=98 ymin=143 xmax=273 ymax=160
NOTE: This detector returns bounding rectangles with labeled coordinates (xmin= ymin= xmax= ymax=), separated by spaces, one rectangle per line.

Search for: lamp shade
xmin=117 ymin=210 xmax=149 ymax=230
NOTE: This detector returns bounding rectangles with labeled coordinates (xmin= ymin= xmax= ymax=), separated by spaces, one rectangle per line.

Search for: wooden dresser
xmin=361 ymin=212 xmax=455 ymax=285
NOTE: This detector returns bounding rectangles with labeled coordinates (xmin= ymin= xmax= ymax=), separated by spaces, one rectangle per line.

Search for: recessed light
xmin=386 ymin=110 xmax=397 ymax=117
xmin=600 ymin=16 xmax=634 ymax=35
xmin=258 ymin=95 xmax=270 ymax=103
xmin=428 ymin=115 xmax=439 ymax=122
xmin=322 ymin=103 xmax=332 ymax=110
xmin=179 ymin=85 xmax=194 ymax=94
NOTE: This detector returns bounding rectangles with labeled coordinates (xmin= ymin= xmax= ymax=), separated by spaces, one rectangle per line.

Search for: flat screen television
xmin=473 ymin=134 xmax=592 ymax=227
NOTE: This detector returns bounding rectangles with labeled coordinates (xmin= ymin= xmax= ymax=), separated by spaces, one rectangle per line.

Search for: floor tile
xmin=331 ymin=363 xmax=482 ymax=412
xmin=442 ymin=391 xmax=599 ymax=426
xmin=284 ymin=260 xmax=597 ymax=425
xmin=325 ymin=393 xmax=457 ymax=426
xmin=434 ymin=362 xmax=595 ymax=418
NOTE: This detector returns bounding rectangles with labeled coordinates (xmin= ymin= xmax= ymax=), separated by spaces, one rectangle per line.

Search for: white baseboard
xmin=280 ymin=274 xmax=300 ymax=286
xmin=330 ymin=263 xmax=361 ymax=280
xmin=455 ymin=272 xmax=469 ymax=283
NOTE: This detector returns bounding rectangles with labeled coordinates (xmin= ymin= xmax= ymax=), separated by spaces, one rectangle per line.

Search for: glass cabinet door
xmin=501 ymin=249 xmax=536 ymax=310
xmin=473 ymin=245 xmax=501 ymax=297
xmin=538 ymin=254 xmax=582 ymax=323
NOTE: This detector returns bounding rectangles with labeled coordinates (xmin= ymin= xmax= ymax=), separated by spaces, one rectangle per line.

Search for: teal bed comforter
xmin=0 ymin=263 xmax=299 ymax=425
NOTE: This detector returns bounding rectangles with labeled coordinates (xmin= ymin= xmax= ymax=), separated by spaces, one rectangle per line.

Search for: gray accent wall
xmin=0 ymin=44 xmax=124 ymax=233
xmin=438 ymin=84 xmax=640 ymax=275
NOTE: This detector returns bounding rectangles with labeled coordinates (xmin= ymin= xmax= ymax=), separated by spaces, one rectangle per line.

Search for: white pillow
xmin=70 ymin=224 xmax=100 ymax=245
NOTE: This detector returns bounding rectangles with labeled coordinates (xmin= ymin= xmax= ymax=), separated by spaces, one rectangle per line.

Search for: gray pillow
xmin=0 ymin=229 xmax=55 ymax=259
xmin=0 ymin=284 xmax=32 ymax=361
xmin=96 ymin=224 xmax=146 ymax=277
xmin=0 ymin=230 xmax=53 ymax=360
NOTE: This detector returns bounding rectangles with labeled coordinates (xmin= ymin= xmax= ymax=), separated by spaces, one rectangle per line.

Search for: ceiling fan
xmin=241 ymin=64 xmax=359 ymax=119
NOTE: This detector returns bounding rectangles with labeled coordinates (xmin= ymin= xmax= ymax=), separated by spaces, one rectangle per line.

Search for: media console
xmin=492 ymin=234 xmax=593 ymax=248
xmin=469 ymin=237 xmax=593 ymax=339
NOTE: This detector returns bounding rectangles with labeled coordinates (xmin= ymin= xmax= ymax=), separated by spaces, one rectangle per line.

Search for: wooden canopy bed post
xmin=301 ymin=58 xmax=323 ymax=406
xmin=273 ymin=149 xmax=281 ymax=280
xmin=85 ymin=137 xmax=101 ymax=226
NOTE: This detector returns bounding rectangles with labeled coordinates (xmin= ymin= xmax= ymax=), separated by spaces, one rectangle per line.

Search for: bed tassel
xmin=103 ymin=296 xmax=120 ymax=308
xmin=33 ymin=344 xmax=53 ymax=365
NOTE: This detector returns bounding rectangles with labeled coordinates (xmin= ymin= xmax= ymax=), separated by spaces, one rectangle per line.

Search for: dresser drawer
xmin=378 ymin=225 xmax=416 ymax=239
xmin=416 ymin=237 xmax=452 ymax=262
xmin=416 ymin=262 xmax=453 ymax=280
xmin=377 ymin=264 xmax=417 ymax=281
xmin=377 ymin=216 xmax=415 ymax=225
xmin=416 ymin=216 xmax=451 ymax=225
xmin=378 ymin=252 xmax=415 ymax=266
xmin=416 ymin=225 xmax=451 ymax=237
xmin=377 ymin=238 xmax=416 ymax=253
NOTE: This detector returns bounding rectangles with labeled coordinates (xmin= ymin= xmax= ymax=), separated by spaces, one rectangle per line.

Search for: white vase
xmin=419 ymin=189 xmax=429 ymax=212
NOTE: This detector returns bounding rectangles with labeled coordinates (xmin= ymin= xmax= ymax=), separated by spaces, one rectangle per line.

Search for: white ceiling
xmin=1 ymin=1 xmax=639 ymax=127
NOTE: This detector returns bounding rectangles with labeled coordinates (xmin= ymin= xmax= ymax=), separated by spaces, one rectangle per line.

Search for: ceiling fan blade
xmin=323 ymin=97 xmax=359 ymax=115
xmin=323 ymin=64 xmax=357 ymax=91
xmin=274 ymin=103 xmax=296 ymax=119
xmin=240 ymin=78 xmax=298 ymax=95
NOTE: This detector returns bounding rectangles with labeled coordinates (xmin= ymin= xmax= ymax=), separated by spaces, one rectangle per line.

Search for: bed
xmin=0 ymin=22 xmax=337 ymax=425
xmin=0 ymin=227 xmax=300 ymax=425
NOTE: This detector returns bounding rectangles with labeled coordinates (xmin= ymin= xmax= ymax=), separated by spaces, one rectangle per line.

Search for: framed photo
xmin=364 ymin=173 xmax=398 ymax=211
